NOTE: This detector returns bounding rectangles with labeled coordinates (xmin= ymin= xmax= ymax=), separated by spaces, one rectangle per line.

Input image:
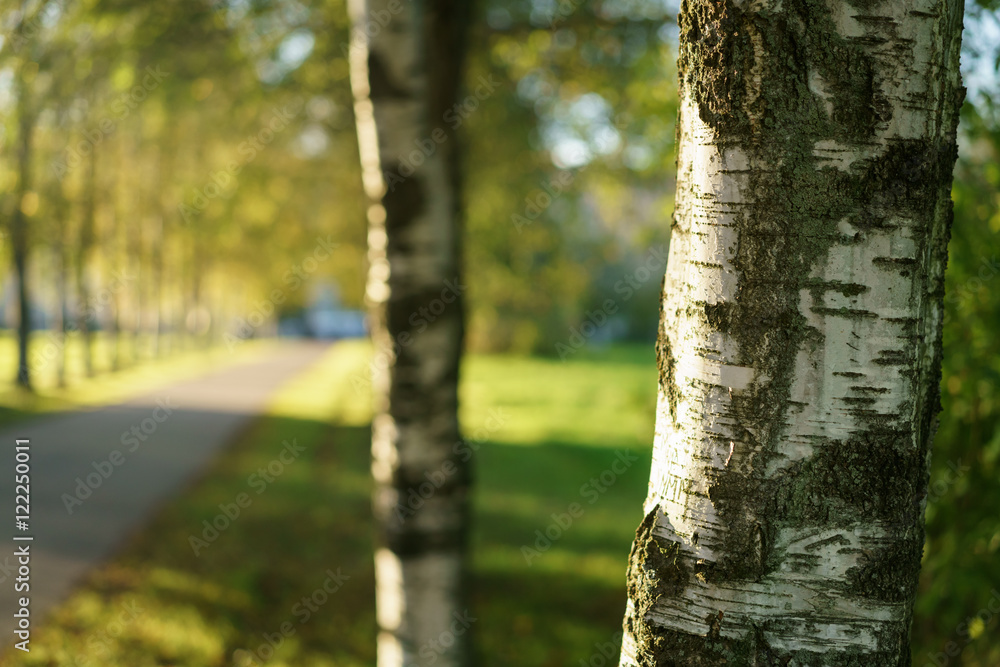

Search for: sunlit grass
xmin=461 ymin=344 xmax=658 ymax=450
xmin=12 ymin=341 xmax=378 ymax=667
xmin=20 ymin=338 xmax=991 ymax=666
xmin=6 ymin=341 xmax=657 ymax=666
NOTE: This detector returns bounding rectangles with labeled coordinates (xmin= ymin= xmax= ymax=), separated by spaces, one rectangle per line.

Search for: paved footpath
xmin=0 ymin=341 xmax=330 ymax=642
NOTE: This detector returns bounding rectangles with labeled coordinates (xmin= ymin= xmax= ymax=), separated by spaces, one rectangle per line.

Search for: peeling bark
xmin=347 ymin=1 xmax=472 ymax=666
xmin=620 ymin=1 xmax=964 ymax=665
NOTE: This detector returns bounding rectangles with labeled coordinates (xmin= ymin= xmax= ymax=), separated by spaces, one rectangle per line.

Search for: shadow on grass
xmin=14 ymin=410 xmax=650 ymax=666
xmin=472 ymin=440 xmax=649 ymax=666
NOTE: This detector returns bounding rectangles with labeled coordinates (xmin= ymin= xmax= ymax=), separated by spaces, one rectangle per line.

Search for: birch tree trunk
xmin=12 ymin=63 xmax=35 ymax=389
xmin=49 ymin=184 xmax=70 ymax=387
xmin=77 ymin=147 xmax=97 ymax=378
xmin=151 ymin=141 xmax=171 ymax=358
xmin=347 ymin=1 xmax=472 ymax=666
xmin=56 ymin=236 xmax=68 ymax=387
xmin=620 ymin=1 xmax=964 ymax=665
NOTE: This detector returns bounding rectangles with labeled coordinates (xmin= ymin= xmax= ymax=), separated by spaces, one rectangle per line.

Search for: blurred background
xmin=0 ymin=0 xmax=997 ymax=665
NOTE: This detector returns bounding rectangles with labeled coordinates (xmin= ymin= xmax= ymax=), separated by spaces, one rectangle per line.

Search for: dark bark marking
xmin=368 ymin=51 xmax=412 ymax=100
xmin=385 ymin=283 xmax=462 ymax=427
xmin=381 ymin=165 xmax=426 ymax=237
xmin=634 ymin=0 xmax=963 ymax=662
xmin=701 ymin=300 xmax=734 ymax=333
xmin=673 ymin=0 xmax=960 ymax=599
xmin=657 ymin=303 xmax=681 ymax=424
xmin=846 ymin=534 xmax=924 ymax=602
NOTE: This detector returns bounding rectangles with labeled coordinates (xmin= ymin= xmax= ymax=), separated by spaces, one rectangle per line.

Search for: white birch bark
xmin=347 ymin=2 xmax=471 ymax=666
xmin=621 ymin=1 xmax=964 ymax=664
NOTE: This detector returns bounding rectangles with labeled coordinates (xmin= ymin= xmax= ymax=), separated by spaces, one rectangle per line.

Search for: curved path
xmin=0 ymin=341 xmax=330 ymax=644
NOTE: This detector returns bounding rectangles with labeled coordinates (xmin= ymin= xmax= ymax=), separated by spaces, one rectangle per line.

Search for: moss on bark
xmin=626 ymin=0 xmax=965 ymax=663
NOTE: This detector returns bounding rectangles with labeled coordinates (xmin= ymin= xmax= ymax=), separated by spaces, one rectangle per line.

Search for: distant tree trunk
xmin=182 ymin=238 xmax=197 ymax=349
xmin=348 ymin=1 xmax=472 ymax=665
xmin=619 ymin=2 xmax=964 ymax=665
xmin=127 ymin=118 xmax=144 ymax=363
xmin=111 ymin=143 xmax=126 ymax=371
xmin=111 ymin=279 xmax=122 ymax=370
xmin=49 ymin=186 xmax=70 ymax=388
xmin=77 ymin=147 xmax=97 ymax=378
xmin=190 ymin=242 xmax=211 ymax=348
xmin=12 ymin=64 xmax=35 ymax=390
xmin=55 ymin=239 xmax=69 ymax=387
xmin=130 ymin=178 xmax=144 ymax=362
xmin=150 ymin=140 xmax=172 ymax=359
xmin=111 ymin=273 xmax=123 ymax=370
xmin=151 ymin=211 xmax=165 ymax=357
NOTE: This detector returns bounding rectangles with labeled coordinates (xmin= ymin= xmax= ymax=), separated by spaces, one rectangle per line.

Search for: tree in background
xmin=912 ymin=4 xmax=1000 ymax=664
xmin=619 ymin=1 xmax=964 ymax=664
xmin=10 ymin=49 xmax=36 ymax=388
xmin=462 ymin=1 xmax=678 ymax=354
xmin=348 ymin=0 xmax=472 ymax=664
xmin=2 ymin=1 xmax=49 ymax=388
xmin=0 ymin=0 xmax=365 ymax=386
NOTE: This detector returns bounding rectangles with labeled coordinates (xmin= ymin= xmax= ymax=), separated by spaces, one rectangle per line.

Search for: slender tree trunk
xmin=56 ymin=239 xmax=68 ymax=387
xmin=348 ymin=1 xmax=472 ymax=665
xmin=151 ymin=216 xmax=165 ymax=357
xmin=619 ymin=2 xmax=964 ymax=665
xmin=131 ymin=177 xmax=144 ymax=362
xmin=181 ymin=238 xmax=195 ymax=350
xmin=12 ymin=67 xmax=35 ymax=390
xmin=111 ymin=143 xmax=125 ymax=371
xmin=190 ymin=243 xmax=212 ymax=348
xmin=77 ymin=147 xmax=97 ymax=378
xmin=111 ymin=275 xmax=122 ymax=371
xmin=128 ymin=118 xmax=144 ymax=363
xmin=48 ymin=182 xmax=71 ymax=388
xmin=151 ymin=140 xmax=171 ymax=359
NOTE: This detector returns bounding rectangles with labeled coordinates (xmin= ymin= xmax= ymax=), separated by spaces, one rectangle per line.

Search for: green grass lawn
xmin=6 ymin=341 xmax=657 ymax=666
xmin=8 ymin=336 xmax=988 ymax=666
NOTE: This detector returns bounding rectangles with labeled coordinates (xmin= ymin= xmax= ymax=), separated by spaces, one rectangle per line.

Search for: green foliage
xmin=1 ymin=1 xmax=999 ymax=662
xmin=461 ymin=1 xmax=678 ymax=353
xmin=911 ymin=97 xmax=1000 ymax=667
